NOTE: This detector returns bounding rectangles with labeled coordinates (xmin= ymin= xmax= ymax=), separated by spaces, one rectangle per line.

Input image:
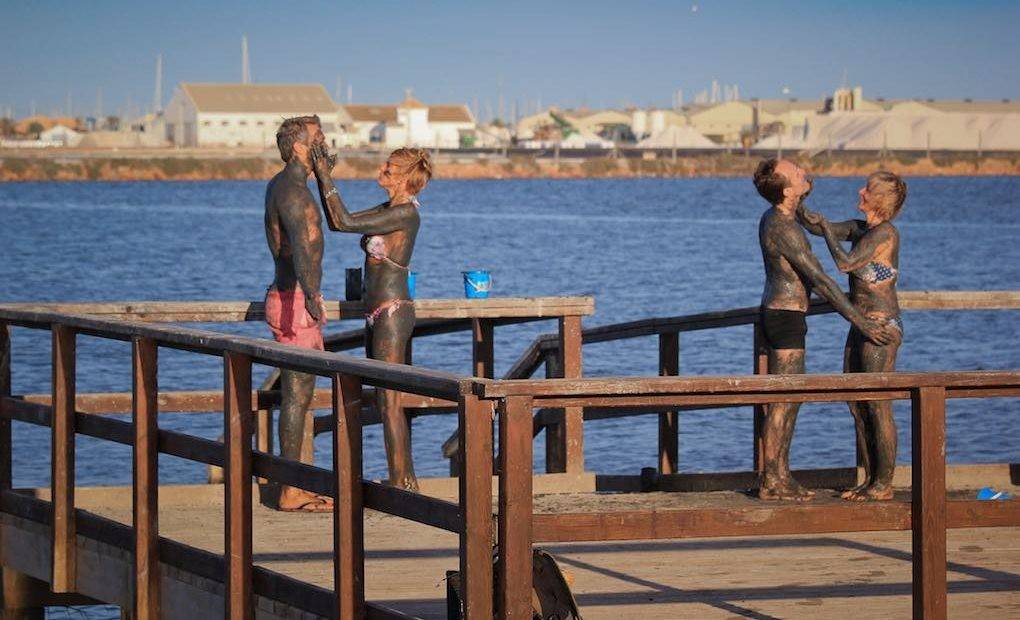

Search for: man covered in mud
xmin=263 ymin=115 xmax=333 ymax=511
xmin=754 ymin=158 xmax=896 ymax=501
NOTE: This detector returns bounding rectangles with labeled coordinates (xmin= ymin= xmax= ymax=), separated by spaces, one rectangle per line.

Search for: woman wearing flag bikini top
xmin=798 ymin=171 xmax=907 ymax=501
xmin=311 ymin=144 xmax=432 ymax=492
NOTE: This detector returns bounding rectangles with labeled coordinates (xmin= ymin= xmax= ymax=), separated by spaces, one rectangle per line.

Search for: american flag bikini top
xmin=855 ymin=262 xmax=897 ymax=284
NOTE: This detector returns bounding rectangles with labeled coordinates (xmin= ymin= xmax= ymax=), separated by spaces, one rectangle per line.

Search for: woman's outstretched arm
xmin=821 ymin=222 xmax=893 ymax=273
xmin=311 ymin=145 xmax=413 ymax=234
xmin=797 ymin=204 xmax=865 ymax=240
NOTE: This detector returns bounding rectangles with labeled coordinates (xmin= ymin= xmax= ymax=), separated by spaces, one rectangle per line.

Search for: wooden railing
xmin=0 ymin=308 xmax=484 ymax=619
xmin=480 ymin=290 xmax=1020 ymax=476
xmin=0 ymin=298 xmax=590 ymax=473
xmin=0 ymin=294 xmax=1017 ymax=619
xmin=472 ymin=370 xmax=1020 ymax=620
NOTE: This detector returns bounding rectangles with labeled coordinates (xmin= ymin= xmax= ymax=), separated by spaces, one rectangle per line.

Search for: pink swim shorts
xmin=264 ymin=287 xmax=326 ymax=350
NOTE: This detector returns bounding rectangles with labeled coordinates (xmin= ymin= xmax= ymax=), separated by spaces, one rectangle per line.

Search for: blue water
xmin=1 ymin=177 xmax=1018 ymax=493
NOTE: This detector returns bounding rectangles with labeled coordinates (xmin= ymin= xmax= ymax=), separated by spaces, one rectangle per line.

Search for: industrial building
xmin=341 ymin=94 xmax=475 ymax=149
xmin=162 ymin=83 xmax=347 ymax=148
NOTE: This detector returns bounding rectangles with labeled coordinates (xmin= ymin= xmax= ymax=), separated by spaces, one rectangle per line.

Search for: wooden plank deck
xmin=31 ymin=483 xmax=1020 ymax=619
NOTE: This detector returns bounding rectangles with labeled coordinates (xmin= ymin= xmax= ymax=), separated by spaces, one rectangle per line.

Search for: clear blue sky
xmin=2 ymin=0 xmax=1018 ymax=120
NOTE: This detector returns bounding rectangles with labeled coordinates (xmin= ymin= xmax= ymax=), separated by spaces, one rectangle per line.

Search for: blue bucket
xmin=407 ymin=271 xmax=417 ymax=300
xmin=463 ymin=270 xmax=491 ymax=299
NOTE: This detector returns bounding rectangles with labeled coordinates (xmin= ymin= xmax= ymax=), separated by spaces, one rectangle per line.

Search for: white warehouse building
xmin=342 ymin=94 xmax=475 ymax=149
xmin=163 ymin=83 xmax=348 ymax=148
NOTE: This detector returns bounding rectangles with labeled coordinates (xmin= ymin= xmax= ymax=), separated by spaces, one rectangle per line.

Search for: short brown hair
xmin=753 ymin=158 xmax=788 ymax=205
xmin=276 ymin=115 xmax=320 ymax=162
xmin=867 ymin=171 xmax=907 ymax=221
xmin=388 ymin=147 xmax=433 ymax=195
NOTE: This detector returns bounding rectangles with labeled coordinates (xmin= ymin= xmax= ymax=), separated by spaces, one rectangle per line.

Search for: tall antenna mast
xmin=154 ymin=53 xmax=163 ymax=113
xmin=241 ymin=35 xmax=251 ymax=84
xmin=335 ymin=76 xmax=342 ymax=101
xmin=497 ymin=76 xmax=504 ymax=123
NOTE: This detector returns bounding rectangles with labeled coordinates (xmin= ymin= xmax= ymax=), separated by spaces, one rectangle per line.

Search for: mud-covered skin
xmin=311 ymin=144 xmax=422 ymax=491
xmin=756 ymin=162 xmax=895 ymax=502
xmin=800 ymin=207 xmax=902 ymax=500
xmin=264 ymin=129 xmax=333 ymax=511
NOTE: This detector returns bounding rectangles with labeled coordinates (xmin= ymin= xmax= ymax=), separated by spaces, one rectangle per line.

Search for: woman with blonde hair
xmin=799 ymin=171 xmax=907 ymax=501
xmin=311 ymin=145 xmax=432 ymax=491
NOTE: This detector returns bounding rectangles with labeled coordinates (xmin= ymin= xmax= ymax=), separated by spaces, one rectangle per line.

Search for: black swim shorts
xmin=760 ymin=308 xmax=807 ymax=350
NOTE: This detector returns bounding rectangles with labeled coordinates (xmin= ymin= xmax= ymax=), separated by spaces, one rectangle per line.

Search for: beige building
xmin=342 ymin=95 xmax=475 ymax=149
xmin=628 ymin=100 xmax=823 ymax=146
xmin=163 ymin=83 xmax=347 ymax=148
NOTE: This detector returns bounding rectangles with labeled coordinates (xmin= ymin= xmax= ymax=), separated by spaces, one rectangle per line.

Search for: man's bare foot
xmin=787 ymin=477 xmax=816 ymax=499
xmin=278 ymin=486 xmax=334 ymax=512
xmin=843 ymin=482 xmax=894 ymax=502
xmin=759 ymin=479 xmax=814 ymax=502
xmin=387 ymin=474 xmax=420 ymax=493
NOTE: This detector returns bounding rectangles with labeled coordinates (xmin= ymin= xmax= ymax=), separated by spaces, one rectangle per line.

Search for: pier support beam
xmin=458 ymin=394 xmax=493 ymax=619
xmin=497 ymin=395 xmax=534 ymax=619
xmin=0 ymin=322 xmax=11 ymax=613
xmin=224 ymin=352 xmax=253 ymax=620
xmin=333 ymin=374 xmax=365 ymax=619
xmin=912 ymin=386 xmax=947 ymax=620
xmin=50 ymin=325 xmax=76 ymax=593
xmin=546 ymin=316 xmax=584 ymax=474
xmin=132 ymin=337 xmax=160 ymax=619
xmin=2 ymin=570 xmax=47 ymax=620
xmin=657 ymin=333 xmax=679 ymax=474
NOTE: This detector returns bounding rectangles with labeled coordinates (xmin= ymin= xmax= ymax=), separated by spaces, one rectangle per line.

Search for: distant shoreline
xmin=1 ymin=150 xmax=1018 ymax=181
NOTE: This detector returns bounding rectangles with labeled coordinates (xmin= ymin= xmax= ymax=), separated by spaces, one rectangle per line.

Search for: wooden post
xmin=0 ymin=322 xmax=20 ymax=617
xmin=911 ymin=386 xmax=947 ymax=620
xmin=2 ymin=569 xmax=47 ymax=620
xmin=132 ymin=338 xmax=160 ymax=619
xmin=333 ymin=374 xmax=365 ymax=619
xmin=458 ymin=394 xmax=493 ymax=620
xmin=555 ymin=316 xmax=584 ymax=474
xmin=752 ymin=323 xmax=767 ymax=474
xmin=473 ymin=318 xmax=495 ymax=476
xmin=223 ymin=352 xmax=253 ymax=620
xmin=0 ymin=321 xmax=11 ymax=494
xmin=543 ymin=351 xmax=565 ymax=474
xmin=472 ymin=319 xmax=495 ymax=379
xmin=50 ymin=325 xmax=76 ymax=593
xmin=657 ymin=333 xmax=679 ymax=474
xmin=497 ymin=395 xmax=533 ymax=620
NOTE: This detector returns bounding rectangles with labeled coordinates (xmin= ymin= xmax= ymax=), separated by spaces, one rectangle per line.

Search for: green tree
xmin=27 ymin=122 xmax=44 ymax=137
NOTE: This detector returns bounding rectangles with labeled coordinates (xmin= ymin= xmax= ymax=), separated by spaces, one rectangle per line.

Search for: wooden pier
xmin=0 ymin=291 xmax=1017 ymax=619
